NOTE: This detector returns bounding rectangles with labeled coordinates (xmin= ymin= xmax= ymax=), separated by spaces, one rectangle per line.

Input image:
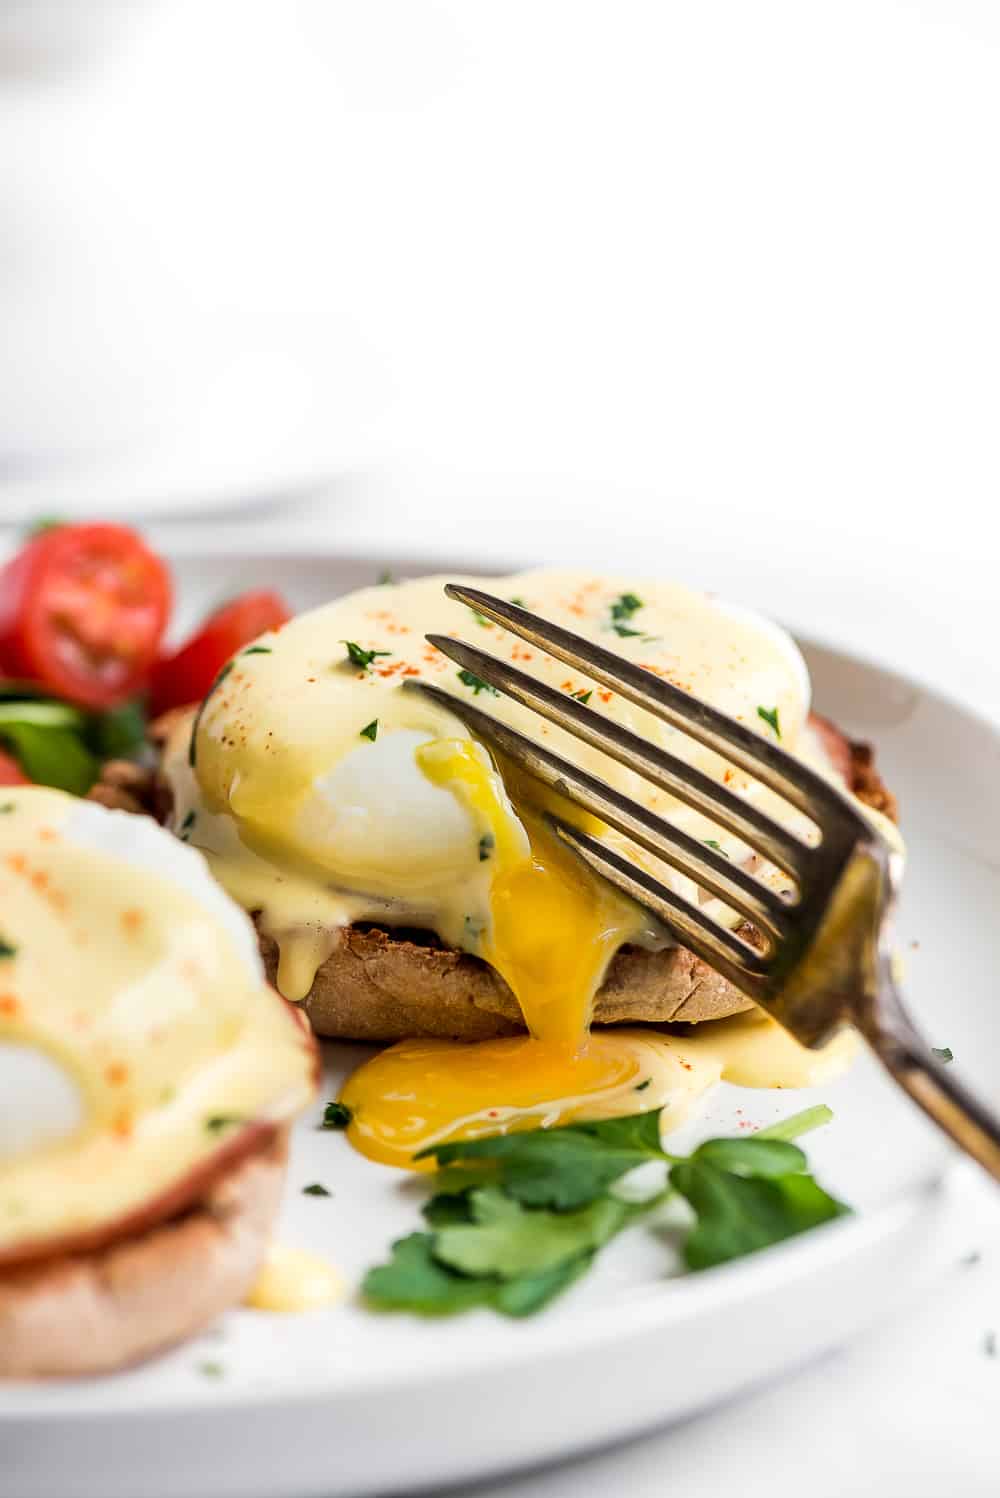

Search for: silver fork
xmin=405 ymin=583 xmax=1000 ymax=1183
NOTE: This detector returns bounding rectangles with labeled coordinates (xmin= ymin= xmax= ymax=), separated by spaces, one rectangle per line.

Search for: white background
xmin=5 ymin=2 xmax=1000 ymax=1494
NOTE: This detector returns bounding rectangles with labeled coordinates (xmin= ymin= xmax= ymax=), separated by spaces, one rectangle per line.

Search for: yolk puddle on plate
xmin=339 ymin=738 xmax=856 ymax=1169
xmin=246 ymin=1244 xmax=344 ymax=1312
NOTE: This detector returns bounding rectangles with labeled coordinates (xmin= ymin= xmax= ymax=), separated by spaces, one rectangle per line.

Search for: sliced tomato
xmin=0 ymin=524 xmax=172 ymax=710
xmin=149 ymin=590 xmax=292 ymax=715
xmin=0 ymin=749 xmax=30 ymax=786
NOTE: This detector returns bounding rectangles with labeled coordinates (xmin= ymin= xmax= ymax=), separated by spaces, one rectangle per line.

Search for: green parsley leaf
xmin=0 ymin=803 xmax=13 ymax=814
xmin=457 ymin=669 xmax=499 ymax=696
xmin=932 ymin=1046 xmax=954 ymax=1064
xmin=611 ymin=592 xmax=644 ymax=622
xmin=365 ymin=1104 xmax=844 ymax=1319
xmin=478 ymin=833 xmax=494 ymax=861
xmin=0 ymin=702 xmax=97 ymax=795
xmin=469 ymin=608 xmax=493 ymax=627
xmin=343 ymin=641 xmax=391 ymax=672
xmin=362 ymin=1233 xmax=496 ymax=1315
xmin=634 ymin=1078 xmax=651 ymax=1092
xmin=360 ymin=719 xmax=379 ymax=742
xmin=179 ymin=809 xmax=197 ymax=841
xmin=84 ymin=699 xmax=147 ymax=761
xmin=0 ymin=936 xmax=17 ymax=959
xmin=612 ymin=624 xmax=642 ymax=639
xmin=703 ymin=838 xmax=729 ymax=857
xmin=303 ymin=1182 xmax=332 ymax=1197
xmin=757 ymin=704 xmax=781 ymax=738
xmin=322 ymin=1101 xmax=352 ymax=1130
xmin=242 ymin=645 xmax=272 ymax=656
xmin=204 ymin=1114 xmax=244 ymax=1133
xmin=571 ymin=689 xmax=592 ymax=704
xmin=197 ymin=1361 xmax=226 ymax=1380
xmin=509 ymin=597 xmax=526 ymax=607
xmin=377 ymin=570 xmax=396 ymax=585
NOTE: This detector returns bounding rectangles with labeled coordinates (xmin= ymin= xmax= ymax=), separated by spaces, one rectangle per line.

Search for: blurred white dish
xmin=2 ymin=544 xmax=990 ymax=1498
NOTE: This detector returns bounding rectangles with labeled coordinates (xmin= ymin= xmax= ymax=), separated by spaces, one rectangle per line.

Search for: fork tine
xmin=422 ymin=635 xmax=814 ymax=884
xmin=410 ymin=677 xmax=795 ymax=940
xmin=548 ymin=815 xmax=769 ymax=1002
xmin=444 ymin=584 xmax=846 ymax=826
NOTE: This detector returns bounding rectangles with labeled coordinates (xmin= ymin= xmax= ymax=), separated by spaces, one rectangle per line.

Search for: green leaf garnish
xmin=0 ymin=936 xmax=17 ymax=959
xmin=363 ymin=1104 xmax=845 ymax=1318
xmin=0 ymin=701 xmax=97 ymax=796
xmin=360 ymin=720 xmax=379 ymax=742
xmin=197 ymin=1361 xmax=226 ymax=1380
xmin=478 ymin=833 xmax=494 ymax=861
xmin=204 ymin=1114 xmax=244 ymax=1133
xmin=610 ymin=592 xmax=643 ymax=622
xmin=703 ymin=839 xmax=729 ymax=857
xmin=469 ymin=608 xmax=493 ymax=627
xmin=179 ymin=809 xmax=197 ymax=841
xmin=509 ymin=597 xmax=526 ymax=607
xmin=932 ymin=1046 xmax=954 ymax=1064
xmin=343 ymin=641 xmax=391 ymax=672
xmin=377 ymin=570 xmax=396 ymax=585
xmin=242 ymin=645 xmax=272 ymax=656
xmin=322 ymin=1101 xmax=352 ymax=1130
xmin=303 ymin=1182 xmax=332 ymax=1197
xmin=457 ymin=669 xmax=499 ymax=696
xmin=757 ymin=704 xmax=781 ymax=738
xmin=84 ymin=699 xmax=147 ymax=761
xmin=571 ymin=689 xmax=592 ymax=704
xmin=612 ymin=624 xmax=642 ymax=639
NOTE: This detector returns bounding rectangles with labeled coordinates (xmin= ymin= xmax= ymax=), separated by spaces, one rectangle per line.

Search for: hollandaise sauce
xmin=170 ymin=570 xmax=871 ymax=1172
xmin=0 ymin=788 xmax=315 ymax=1261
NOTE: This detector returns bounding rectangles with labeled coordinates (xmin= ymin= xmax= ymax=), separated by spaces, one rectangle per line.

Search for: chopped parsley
xmin=242 ymin=645 xmax=272 ymax=656
xmin=478 ymin=833 xmax=494 ymax=862
xmin=0 ymin=936 xmax=17 ymax=959
xmin=0 ymin=803 xmax=13 ymax=814
xmin=457 ymin=669 xmax=499 ymax=697
xmin=204 ymin=1114 xmax=244 ymax=1133
xmin=377 ymin=570 xmax=396 ymax=585
xmin=303 ymin=1182 xmax=332 ymax=1197
xmin=703 ymin=838 xmax=729 ymax=858
xmin=469 ymin=608 xmax=493 ymax=628
xmin=360 ymin=719 xmax=379 ymax=742
xmin=634 ymin=1079 xmax=651 ymax=1092
xmin=362 ymin=1104 xmax=845 ymax=1317
xmin=571 ymin=689 xmax=592 ymax=704
xmin=509 ymin=596 xmax=526 ymax=607
xmin=611 ymin=592 xmax=644 ymax=622
xmin=757 ymin=704 xmax=781 ymax=738
xmin=322 ymin=1101 xmax=352 ymax=1130
xmin=932 ymin=1046 xmax=954 ymax=1064
xmin=197 ymin=1361 xmax=225 ymax=1380
xmin=612 ymin=624 xmax=642 ymax=639
xmin=179 ymin=810 xmax=197 ymax=841
xmin=343 ymin=641 xmax=391 ymax=672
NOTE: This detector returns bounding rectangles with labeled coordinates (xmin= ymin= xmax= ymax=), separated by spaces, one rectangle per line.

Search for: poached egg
xmin=0 ymin=788 xmax=316 ymax=1264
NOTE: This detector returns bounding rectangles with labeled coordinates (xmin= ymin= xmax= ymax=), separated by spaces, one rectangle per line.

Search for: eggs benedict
xmin=0 ymin=788 xmax=316 ymax=1378
xmin=162 ymin=571 xmax=895 ymax=1168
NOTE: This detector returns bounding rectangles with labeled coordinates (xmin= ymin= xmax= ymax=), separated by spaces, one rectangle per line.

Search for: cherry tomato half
xmin=0 ymin=749 xmax=30 ymax=786
xmin=0 ymin=524 xmax=172 ymax=710
xmin=149 ymin=590 xmax=292 ymax=715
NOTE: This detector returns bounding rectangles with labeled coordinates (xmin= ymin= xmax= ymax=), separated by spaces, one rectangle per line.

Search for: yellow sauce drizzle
xmin=246 ymin=1243 xmax=343 ymax=1312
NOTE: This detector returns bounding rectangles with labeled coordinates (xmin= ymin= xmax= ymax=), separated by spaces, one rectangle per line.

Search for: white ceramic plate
xmin=4 ymin=547 xmax=995 ymax=1498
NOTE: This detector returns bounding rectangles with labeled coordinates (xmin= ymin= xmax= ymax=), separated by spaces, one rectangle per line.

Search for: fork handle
xmin=858 ymin=967 xmax=1000 ymax=1182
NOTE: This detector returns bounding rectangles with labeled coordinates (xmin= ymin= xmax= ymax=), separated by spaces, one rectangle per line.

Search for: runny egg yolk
xmin=342 ymin=739 xmax=703 ymax=1167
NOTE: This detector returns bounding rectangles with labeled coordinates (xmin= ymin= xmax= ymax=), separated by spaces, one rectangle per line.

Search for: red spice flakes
xmin=105 ymin=1061 xmax=129 ymax=1086
xmin=401 ymin=665 xmax=420 ymax=677
xmin=597 ymin=689 xmax=613 ymax=704
xmin=0 ymin=994 xmax=19 ymax=1017
xmin=120 ymin=908 xmax=144 ymax=934
xmin=306 ymin=676 xmax=317 ymax=683
xmin=6 ymin=853 xmax=26 ymax=874
xmin=510 ymin=646 xmax=535 ymax=662
xmin=37 ymin=826 xmax=57 ymax=842
xmin=112 ymin=1112 xmax=134 ymax=1140
xmin=30 ymin=870 xmax=49 ymax=892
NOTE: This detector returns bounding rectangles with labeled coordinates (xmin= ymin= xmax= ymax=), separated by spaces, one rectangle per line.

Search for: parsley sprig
xmin=362 ymin=1104 xmax=846 ymax=1317
xmin=343 ymin=642 xmax=391 ymax=673
xmin=457 ymin=669 xmax=499 ymax=697
xmin=757 ymin=704 xmax=781 ymax=738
